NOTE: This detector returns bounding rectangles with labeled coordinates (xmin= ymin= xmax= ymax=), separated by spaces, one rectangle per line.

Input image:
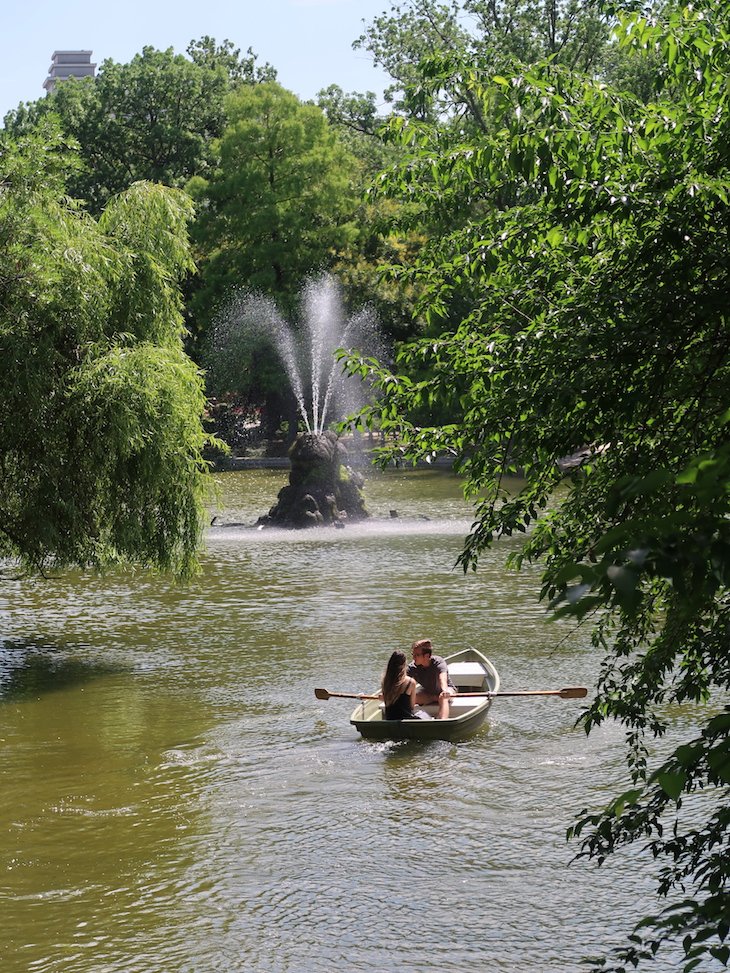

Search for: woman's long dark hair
xmin=382 ymin=650 xmax=408 ymax=706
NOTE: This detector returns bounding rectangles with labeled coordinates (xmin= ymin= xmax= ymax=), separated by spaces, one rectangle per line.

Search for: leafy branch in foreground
xmin=345 ymin=2 xmax=730 ymax=968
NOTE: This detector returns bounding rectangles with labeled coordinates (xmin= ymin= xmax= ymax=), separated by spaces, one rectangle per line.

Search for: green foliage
xmin=317 ymin=85 xmax=395 ymax=175
xmin=4 ymin=39 xmax=265 ymax=213
xmin=186 ymin=35 xmax=276 ymax=86
xmin=0 ymin=122 xmax=215 ymax=579
xmin=189 ymin=82 xmax=360 ymax=326
xmin=317 ymin=86 xmax=428 ymax=344
xmin=356 ymin=0 xmax=612 ymax=120
xmin=345 ymin=2 xmax=730 ymax=968
xmin=332 ymin=214 xmax=427 ymax=344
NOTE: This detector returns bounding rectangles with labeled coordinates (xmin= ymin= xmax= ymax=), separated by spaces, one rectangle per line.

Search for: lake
xmin=0 ymin=467 xmax=678 ymax=972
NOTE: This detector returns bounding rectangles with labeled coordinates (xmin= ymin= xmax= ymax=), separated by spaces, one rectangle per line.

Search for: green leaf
xmin=710 ymin=946 xmax=730 ymax=965
xmin=675 ymin=743 xmax=703 ymax=768
xmin=707 ymin=744 xmax=730 ymax=784
xmin=613 ymin=788 xmax=643 ymax=816
xmin=621 ymin=469 xmax=673 ymax=497
xmin=550 ymin=562 xmax=591 ymax=586
xmin=655 ymin=770 xmax=686 ymax=801
xmin=707 ymin=712 xmax=730 ymax=735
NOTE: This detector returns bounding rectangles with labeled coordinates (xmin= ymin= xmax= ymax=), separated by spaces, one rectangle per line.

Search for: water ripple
xmin=1 ymin=470 xmax=701 ymax=972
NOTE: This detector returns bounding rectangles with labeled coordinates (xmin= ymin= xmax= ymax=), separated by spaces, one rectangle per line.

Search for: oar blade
xmin=559 ymin=686 xmax=588 ymax=699
xmin=314 ymin=687 xmax=331 ymax=700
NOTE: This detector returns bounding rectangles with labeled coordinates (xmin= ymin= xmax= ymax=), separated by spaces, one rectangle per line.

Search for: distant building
xmin=43 ymin=51 xmax=96 ymax=95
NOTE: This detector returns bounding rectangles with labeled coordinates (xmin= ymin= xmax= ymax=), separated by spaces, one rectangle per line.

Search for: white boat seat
xmin=447 ymin=661 xmax=487 ymax=688
xmin=418 ymin=697 xmax=481 ymax=717
xmin=379 ymin=697 xmax=480 ymax=718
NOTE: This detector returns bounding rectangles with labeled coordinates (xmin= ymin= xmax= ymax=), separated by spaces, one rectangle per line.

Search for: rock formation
xmin=257 ymin=431 xmax=368 ymax=528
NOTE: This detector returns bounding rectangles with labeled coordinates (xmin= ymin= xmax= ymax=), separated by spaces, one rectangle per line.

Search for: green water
xmin=1 ymin=468 xmax=664 ymax=972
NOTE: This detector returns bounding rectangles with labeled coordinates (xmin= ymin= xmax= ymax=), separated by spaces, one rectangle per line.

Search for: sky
xmin=0 ymin=0 xmax=395 ymax=120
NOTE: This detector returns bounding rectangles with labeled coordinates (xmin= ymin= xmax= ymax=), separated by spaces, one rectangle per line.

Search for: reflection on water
xmin=0 ymin=641 xmax=123 ymax=701
xmin=0 ymin=469 xmax=692 ymax=971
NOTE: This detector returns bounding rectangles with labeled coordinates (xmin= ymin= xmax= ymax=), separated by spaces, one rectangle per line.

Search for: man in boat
xmin=407 ymin=639 xmax=456 ymax=719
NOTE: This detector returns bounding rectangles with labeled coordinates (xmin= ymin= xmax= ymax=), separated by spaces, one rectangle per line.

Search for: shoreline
xmin=210 ymin=453 xmax=457 ymax=472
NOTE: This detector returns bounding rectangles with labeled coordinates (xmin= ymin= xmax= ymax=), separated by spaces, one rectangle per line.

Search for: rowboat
xmin=349 ymin=646 xmax=500 ymax=742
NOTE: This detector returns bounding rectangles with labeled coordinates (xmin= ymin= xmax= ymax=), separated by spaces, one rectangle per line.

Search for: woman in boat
xmin=381 ymin=650 xmax=425 ymax=720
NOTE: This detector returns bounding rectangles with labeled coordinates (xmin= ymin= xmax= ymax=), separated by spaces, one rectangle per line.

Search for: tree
xmin=316 ymin=85 xmax=427 ymax=344
xmin=355 ymin=0 xmax=612 ymax=120
xmin=354 ymin=0 xmax=476 ymax=118
xmin=345 ymin=2 xmax=730 ymax=969
xmin=317 ymin=84 xmax=400 ymax=177
xmin=4 ymin=39 xmax=273 ymax=213
xmin=186 ymin=35 xmax=276 ymax=86
xmin=350 ymin=1 xmax=632 ymax=344
xmin=0 ymin=121 xmax=215 ymax=579
xmin=187 ymin=82 xmax=361 ymax=433
xmin=188 ymin=81 xmax=359 ymax=327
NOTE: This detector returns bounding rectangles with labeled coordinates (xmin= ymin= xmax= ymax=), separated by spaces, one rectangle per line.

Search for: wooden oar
xmin=454 ymin=687 xmax=587 ymax=699
xmin=314 ymin=686 xmax=587 ymax=701
xmin=315 ymin=688 xmax=380 ymax=701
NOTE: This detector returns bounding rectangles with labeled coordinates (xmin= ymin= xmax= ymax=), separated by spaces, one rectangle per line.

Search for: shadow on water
xmin=0 ymin=639 xmax=124 ymax=702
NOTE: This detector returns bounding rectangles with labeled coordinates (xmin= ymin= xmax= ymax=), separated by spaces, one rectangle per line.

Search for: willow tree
xmin=347 ymin=3 xmax=730 ymax=969
xmin=0 ymin=123 xmax=213 ymax=579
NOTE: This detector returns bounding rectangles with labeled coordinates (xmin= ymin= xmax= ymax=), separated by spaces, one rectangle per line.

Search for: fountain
xmin=261 ymin=428 xmax=368 ymax=528
xmin=212 ymin=274 xmax=385 ymax=528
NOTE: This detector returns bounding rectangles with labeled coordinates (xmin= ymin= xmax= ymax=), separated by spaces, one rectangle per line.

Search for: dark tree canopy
xmin=4 ymin=38 xmax=271 ymax=213
xmin=186 ymin=35 xmax=276 ymax=86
